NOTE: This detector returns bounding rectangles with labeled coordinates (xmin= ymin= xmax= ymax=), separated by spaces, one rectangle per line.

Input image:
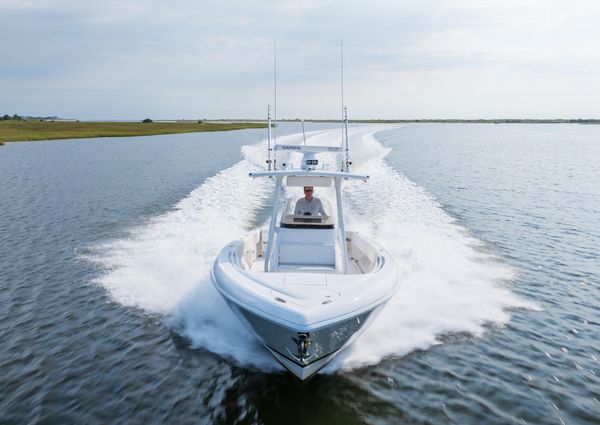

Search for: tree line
xmin=2 ymin=114 xmax=23 ymax=120
xmin=1 ymin=114 xmax=61 ymax=121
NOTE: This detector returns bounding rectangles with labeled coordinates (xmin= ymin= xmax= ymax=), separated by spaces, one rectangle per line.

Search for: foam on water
xmin=89 ymin=126 xmax=537 ymax=372
xmin=323 ymin=127 xmax=538 ymax=371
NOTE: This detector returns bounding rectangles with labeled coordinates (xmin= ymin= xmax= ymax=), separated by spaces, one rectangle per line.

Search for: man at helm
xmin=294 ymin=186 xmax=327 ymax=216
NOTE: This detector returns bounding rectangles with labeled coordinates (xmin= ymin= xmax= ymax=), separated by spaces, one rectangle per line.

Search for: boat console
xmin=281 ymin=214 xmax=334 ymax=229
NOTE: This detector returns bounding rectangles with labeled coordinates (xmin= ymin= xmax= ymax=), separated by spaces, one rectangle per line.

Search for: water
xmin=1 ymin=124 xmax=598 ymax=424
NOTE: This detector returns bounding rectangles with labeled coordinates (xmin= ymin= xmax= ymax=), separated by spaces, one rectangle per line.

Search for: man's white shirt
xmin=294 ymin=197 xmax=326 ymax=216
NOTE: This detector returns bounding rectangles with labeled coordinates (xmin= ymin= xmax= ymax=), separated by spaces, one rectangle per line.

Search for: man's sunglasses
xmin=304 ymin=189 xmax=313 ymax=192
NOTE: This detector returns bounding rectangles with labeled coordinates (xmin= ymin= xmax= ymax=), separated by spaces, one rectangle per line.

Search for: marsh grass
xmin=0 ymin=121 xmax=266 ymax=142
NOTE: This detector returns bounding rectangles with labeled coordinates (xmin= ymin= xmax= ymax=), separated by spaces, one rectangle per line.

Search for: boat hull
xmin=226 ymin=300 xmax=383 ymax=380
xmin=211 ymin=228 xmax=399 ymax=380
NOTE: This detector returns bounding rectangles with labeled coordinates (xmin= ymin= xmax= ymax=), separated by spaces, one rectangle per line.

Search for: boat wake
xmin=88 ymin=126 xmax=537 ymax=373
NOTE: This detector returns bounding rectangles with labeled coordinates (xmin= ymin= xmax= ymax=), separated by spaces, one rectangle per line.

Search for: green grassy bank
xmin=0 ymin=121 xmax=267 ymax=143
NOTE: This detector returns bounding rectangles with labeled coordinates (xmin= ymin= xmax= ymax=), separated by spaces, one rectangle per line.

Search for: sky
xmin=1 ymin=0 xmax=599 ymax=120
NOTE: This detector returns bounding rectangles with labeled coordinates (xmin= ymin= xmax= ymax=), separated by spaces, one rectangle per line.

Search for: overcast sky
xmin=1 ymin=0 xmax=599 ymax=119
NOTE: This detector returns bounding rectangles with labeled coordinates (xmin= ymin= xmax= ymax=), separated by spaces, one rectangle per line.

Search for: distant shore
xmin=0 ymin=121 xmax=267 ymax=143
xmin=1 ymin=118 xmax=597 ymax=144
xmin=280 ymin=118 xmax=600 ymax=124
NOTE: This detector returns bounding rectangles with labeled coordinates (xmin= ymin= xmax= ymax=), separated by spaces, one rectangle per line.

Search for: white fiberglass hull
xmin=211 ymin=230 xmax=399 ymax=380
xmin=224 ymin=299 xmax=384 ymax=380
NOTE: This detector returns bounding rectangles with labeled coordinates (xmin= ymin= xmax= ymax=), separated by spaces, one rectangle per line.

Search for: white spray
xmin=88 ymin=126 xmax=537 ymax=372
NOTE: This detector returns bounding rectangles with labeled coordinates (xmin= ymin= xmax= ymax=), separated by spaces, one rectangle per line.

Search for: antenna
xmin=340 ymin=41 xmax=350 ymax=172
xmin=267 ymin=104 xmax=272 ymax=170
xmin=340 ymin=40 xmax=345 ymax=171
xmin=301 ymin=120 xmax=307 ymax=145
xmin=273 ymin=38 xmax=277 ymax=170
xmin=344 ymin=106 xmax=350 ymax=172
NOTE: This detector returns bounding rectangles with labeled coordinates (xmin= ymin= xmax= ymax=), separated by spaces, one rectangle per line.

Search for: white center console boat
xmin=212 ymin=115 xmax=399 ymax=380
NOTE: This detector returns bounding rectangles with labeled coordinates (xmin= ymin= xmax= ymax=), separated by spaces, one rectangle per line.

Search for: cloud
xmin=1 ymin=0 xmax=599 ymax=118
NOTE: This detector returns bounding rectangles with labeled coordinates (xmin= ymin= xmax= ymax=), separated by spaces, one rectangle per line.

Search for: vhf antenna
xmin=273 ymin=38 xmax=277 ymax=170
xmin=344 ymin=106 xmax=349 ymax=171
xmin=341 ymin=41 xmax=350 ymax=172
xmin=301 ymin=119 xmax=307 ymax=145
xmin=267 ymin=104 xmax=272 ymax=170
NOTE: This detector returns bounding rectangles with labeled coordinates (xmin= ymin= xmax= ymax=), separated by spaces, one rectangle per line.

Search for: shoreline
xmin=2 ymin=118 xmax=598 ymax=144
xmin=0 ymin=121 xmax=267 ymax=143
xmin=280 ymin=118 xmax=600 ymax=124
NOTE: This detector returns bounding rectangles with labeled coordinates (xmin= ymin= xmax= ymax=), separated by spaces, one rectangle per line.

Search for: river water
xmin=0 ymin=123 xmax=598 ymax=424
